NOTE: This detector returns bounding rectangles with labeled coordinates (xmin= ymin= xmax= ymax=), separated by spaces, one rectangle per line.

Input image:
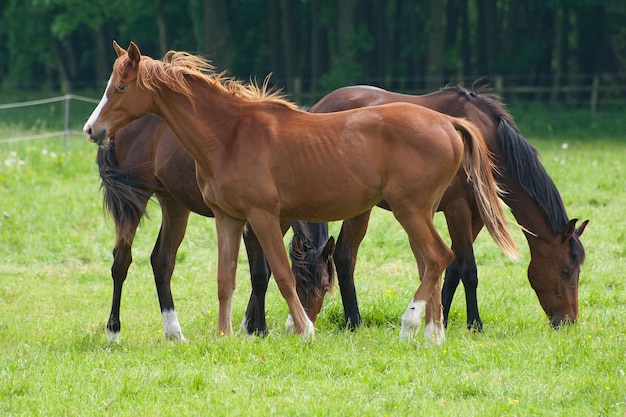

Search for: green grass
xmin=1 ymin=105 xmax=626 ymax=416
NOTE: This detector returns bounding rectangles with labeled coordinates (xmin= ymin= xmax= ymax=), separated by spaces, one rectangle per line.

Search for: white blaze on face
xmin=83 ymin=77 xmax=112 ymax=136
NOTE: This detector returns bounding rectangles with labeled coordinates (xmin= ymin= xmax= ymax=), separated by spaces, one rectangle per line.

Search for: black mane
xmin=289 ymin=221 xmax=335 ymax=296
xmin=441 ymin=85 xmax=585 ymax=265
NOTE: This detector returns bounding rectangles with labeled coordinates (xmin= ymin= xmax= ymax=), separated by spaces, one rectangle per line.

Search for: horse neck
xmin=150 ymin=79 xmax=242 ymax=166
xmin=113 ymin=117 xmax=158 ymax=173
xmin=498 ymin=178 xmax=561 ymax=246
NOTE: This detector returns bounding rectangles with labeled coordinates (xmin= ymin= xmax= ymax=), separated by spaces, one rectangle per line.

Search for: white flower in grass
xmin=561 ymin=143 xmax=568 ymax=149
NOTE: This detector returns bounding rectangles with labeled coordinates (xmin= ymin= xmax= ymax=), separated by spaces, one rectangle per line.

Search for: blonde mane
xmin=117 ymin=50 xmax=297 ymax=109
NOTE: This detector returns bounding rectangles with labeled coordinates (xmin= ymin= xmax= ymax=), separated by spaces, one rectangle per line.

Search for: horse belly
xmin=279 ymin=180 xmax=382 ymax=222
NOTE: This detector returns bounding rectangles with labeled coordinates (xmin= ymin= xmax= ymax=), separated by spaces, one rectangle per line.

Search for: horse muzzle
xmin=83 ymin=125 xmax=109 ymax=146
xmin=549 ymin=311 xmax=576 ymax=329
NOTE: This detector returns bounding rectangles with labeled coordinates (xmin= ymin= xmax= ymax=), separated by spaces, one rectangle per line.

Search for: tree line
xmin=0 ymin=0 xmax=624 ymax=105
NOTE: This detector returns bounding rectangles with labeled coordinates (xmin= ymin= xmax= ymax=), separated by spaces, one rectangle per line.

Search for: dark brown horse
xmin=84 ymin=41 xmax=516 ymax=342
xmin=96 ymin=114 xmax=334 ymax=341
xmin=306 ymin=85 xmax=588 ymax=330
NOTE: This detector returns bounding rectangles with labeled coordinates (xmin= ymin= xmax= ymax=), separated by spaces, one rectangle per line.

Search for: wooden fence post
xmin=495 ymin=75 xmax=504 ymax=98
xmin=590 ymin=75 xmax=599 ymax=117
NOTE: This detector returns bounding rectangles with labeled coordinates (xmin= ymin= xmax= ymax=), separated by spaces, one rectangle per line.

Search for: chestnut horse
xmin=96 ymin=114 xmax=335 ymax=341
xmin=306 ymin=85 xmax=588 ymax=330
xmin=84 ymin=41 xmax=516 ymax=343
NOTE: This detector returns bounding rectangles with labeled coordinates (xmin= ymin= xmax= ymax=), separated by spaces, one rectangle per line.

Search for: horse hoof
xmin=107 ymin=329 xmax=121 ymax=344
xmin=424 ymin=321 xmax=445 ymax=345
xmin=301 ymin=318 xmax=315 ymax=341
xmin=239 ymin=317 xmax=250 ymax=334
xmin=285 ymin=314 xmax=295 ymax=333
xmin=165 ymin=331 xmax=187 ymax=342
xmin=286 ymin=315 xmax=315 ymax=340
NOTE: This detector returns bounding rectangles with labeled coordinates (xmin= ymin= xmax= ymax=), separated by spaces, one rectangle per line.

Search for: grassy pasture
xmin=0 ymin=104 xmax=625 ymax=416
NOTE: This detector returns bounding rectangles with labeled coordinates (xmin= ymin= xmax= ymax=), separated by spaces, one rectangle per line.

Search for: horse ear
xmin=322 ymin=236 xmax=335 ymax=259
xmin=561 ymin=219 xmax=578 ymax=242
xmin=575 ymin=219 xmax=589 ymax=238
xmin=127 ymin=41 xmax=142 ymax=68
xmin=113 ymin=40 xmax=126 ymax=57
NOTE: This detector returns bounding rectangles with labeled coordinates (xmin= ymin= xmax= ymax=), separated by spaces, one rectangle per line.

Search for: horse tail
xmin=453 ymin=119 xmax=519 ymax=260
xmin=96 ymin=142 xmax=154 ymax=245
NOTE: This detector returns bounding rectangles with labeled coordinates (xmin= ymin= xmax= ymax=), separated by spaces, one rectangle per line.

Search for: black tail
xmin=96 ymin=141 xmax=155 ymax=244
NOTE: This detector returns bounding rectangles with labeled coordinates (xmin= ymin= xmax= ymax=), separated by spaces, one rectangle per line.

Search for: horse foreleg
xmin=334 ymin=210 xmax=371 ymax=329
xmin=214 ymin=211 xmax=246 ymax=336
xmin=247 ymin=212 xmax=313 ymax=339
xmin=152 ymin=198 xmax=191 ymax=341
xmin=241 ymin=224 xmax=271 ymax=336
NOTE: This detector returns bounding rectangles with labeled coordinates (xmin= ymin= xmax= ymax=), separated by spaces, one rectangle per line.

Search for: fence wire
xmin=0 ymin=94 xmax=99 ymax=143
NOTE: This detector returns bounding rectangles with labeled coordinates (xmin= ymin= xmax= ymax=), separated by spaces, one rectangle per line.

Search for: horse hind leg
xmin=334 ymin=210 xmax=371 ymax=329
xmin=415 ymin=246 xmax=446 ymax=344
xmin=108 ymin=236 xmax=134 ymax=343
xmin=152 ymin=198 xmax=191 ymax=341
xmin=108 ymin=206 xmax=147 ymax=343
xmin=442 ymin=207 xmax=483 ymax=331
xmin=394 ymin=208 xmax=453 ymax=344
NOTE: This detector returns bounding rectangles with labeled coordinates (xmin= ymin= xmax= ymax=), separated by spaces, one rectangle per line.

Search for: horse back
xmin=311 ymin=85 xmax=499 ymax=146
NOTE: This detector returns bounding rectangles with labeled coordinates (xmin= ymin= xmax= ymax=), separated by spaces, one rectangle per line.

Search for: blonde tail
xmin=453 ymin=119 xmax=518 ymax=260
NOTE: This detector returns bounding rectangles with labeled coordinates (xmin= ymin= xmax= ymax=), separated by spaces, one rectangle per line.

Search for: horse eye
xmin=117 ymin=83 xmax=127 ymax=92
xmin=560 ymin=268 xmax=571 ymax=279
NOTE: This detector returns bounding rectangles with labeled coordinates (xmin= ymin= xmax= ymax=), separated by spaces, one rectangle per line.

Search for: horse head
xmin=84 ymin=41 xmax=153 ymax=146
xmin=527 ymin=218 xmax=588 ymax=327
xmin=290 ymin=227 xmax=336 ymax=323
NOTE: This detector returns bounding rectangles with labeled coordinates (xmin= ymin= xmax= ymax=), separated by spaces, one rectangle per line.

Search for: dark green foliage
xmin=0 ymin=0 xmax=624 ymax=104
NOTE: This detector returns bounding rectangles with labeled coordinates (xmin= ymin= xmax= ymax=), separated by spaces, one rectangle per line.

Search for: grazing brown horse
xmin=84 ymin=41 xmax=516 ymax=342
xmin=306 ymin=85 xmax=588 ymax=330
xmin=96 ymin=114 xmax=335 ymax=341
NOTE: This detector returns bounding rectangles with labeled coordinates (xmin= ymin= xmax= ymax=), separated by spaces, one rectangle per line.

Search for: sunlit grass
xmin=1 ymin=105 xmax=625 ymax=416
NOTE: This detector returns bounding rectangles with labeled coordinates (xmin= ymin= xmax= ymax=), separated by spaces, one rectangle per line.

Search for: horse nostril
xmin=83 ymin=125 xmax=92 ymax=136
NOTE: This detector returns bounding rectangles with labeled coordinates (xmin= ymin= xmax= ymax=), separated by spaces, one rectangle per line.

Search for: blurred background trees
xmin=0 ymin=0 xmax=624 ymax=106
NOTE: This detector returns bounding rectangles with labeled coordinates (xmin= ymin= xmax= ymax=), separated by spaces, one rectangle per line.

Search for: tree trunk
xmin=155 ymin=0 xmax=169 ymax=55
xmin=279 ymin=0 xmax=296 ymax=94
xmin=426 ymin=0 xmax=445 ymax=90
xmin=310 ymin=0 xmax=320 ymax=96
xmin=459 ymin=0 xmax=471 ymax=77
xmin=374 ymin=0 xmax=395 ymax=88
xmin=51 ymin=37 xmax=71 ymax=93
xmin=203 ymin=0 xmax=233 ymax=70
xmin=64 ymin=35 xmax=79 ymax=82
xmin=477 ymin=0 xmax=497 ymax=75
xmin=337 ymin=0 xmax=355 ymax=67
xmin=267 ymin=0 xmax=283 ymax=80
xmin=549 ymin=7 xmax=563 ymax=109
xmin=445 ymin=0 xmax=460 ymax=81
xmin=92 ymin=26 xmax=109 ymax=85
